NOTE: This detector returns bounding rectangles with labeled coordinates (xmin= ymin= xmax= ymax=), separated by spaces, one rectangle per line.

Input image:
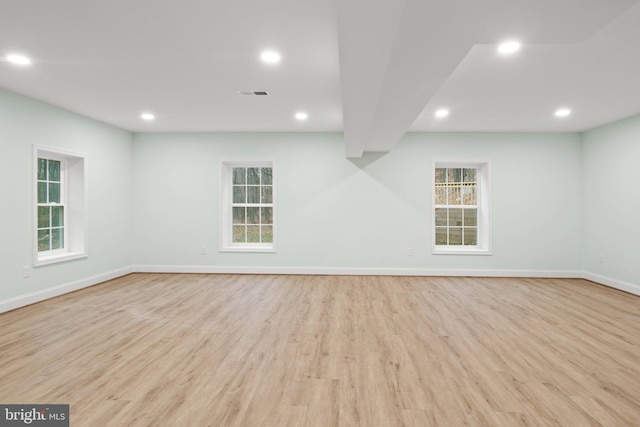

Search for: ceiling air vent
xmin=238 ymin=90 xmax=270 ymax=96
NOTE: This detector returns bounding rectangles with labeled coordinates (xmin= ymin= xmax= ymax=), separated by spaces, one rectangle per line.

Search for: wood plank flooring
xmin=0 ymin=274 xmax=638 ymax=426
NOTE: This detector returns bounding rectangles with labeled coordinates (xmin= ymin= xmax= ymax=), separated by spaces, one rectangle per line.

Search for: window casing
xmin=220 ymin=161 xmax=276 ymax=252
xmin=34 ymin=146 xmax=88 ymax=266
xmin=432 ymin=161 xmax=491 ymax=255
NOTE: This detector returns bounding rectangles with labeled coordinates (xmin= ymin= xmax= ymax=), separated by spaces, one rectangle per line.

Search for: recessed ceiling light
xmin=295 ymin=112 xmax=308 ymax=121
xmin=435 ymin=108 xmax=449 ymax=119
xmin=237 ymin=90 xmax=270 ymax=96
xmin=497 ymin=40 xmax=521 ymax=55
xmin=555 ymin=108 xmax=571 ymax=118
xmin=6 ymin=53 xmax=31 ymax=66
xmin=260 ymin=50 xmax=281 ymax=64
xmin=140 ymin=113 xmax=155 ymax=121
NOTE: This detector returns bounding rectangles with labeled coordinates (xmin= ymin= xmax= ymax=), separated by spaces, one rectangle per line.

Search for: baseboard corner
xmin=0 ymin=266 xmax=134 ymax=314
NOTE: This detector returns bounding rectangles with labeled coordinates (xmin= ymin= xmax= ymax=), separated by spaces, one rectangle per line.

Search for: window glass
xmin=435 ymin=227 xmax=447 ymax=245
xmin=233 ymin=186 xmax=246 ymax=203
xmin=247 ymin=186 xmax=260 ymax=203
xmin=223 ymin=163 xmax=275 ymax=250
xmin=463 ymin=168 xmax=476 ymax=183
xmin=261 ymin=226 xmax=273 ymax=243
xmin=38 ymin=230 xmax=50 ymax=252
xmin=233 ymin=168 xmax=246 ymax=185
xmin=247 ymin=168 xmax=260 ymax=185
xmin=462 ymin=186 xmax=476 ymax=205
xmin=51 ymin=228 xmax=63 ymax=250
xmin=464 ymin=209 xmax=477 ymax=227
xmin=246 ymin=225 xmax=260 ymax=242
xmin=49 ymin=182 xmax=60 ymax=203
xmin=233 ymin=207 xmax=245 ymax=224
xmin=246 ymin=207 xmax=260 ymax=226
xmin=434 ymin=163 xmax=488 ymax=253
xmin=49 ymin=160 xmax=60 ymax=181
xmin=464 ymin=228 xmax=477 ymax=246
xmin=261 ymin=207 xmax=273 ymax=224
xmin=38 ymin=182 xmax=47 ymax=203
xmin=38 ymin=159 xmax=47 ymax=181
xmin=448 ymin=187 xmax=461 ymax=205
xmin=261 ymin=168 xmax=273 ymax=185
xmin=233 ymin=225 xmax=246 ymax=242
xmin=449 ymin=227 xmax=462 ymax=245
xmin=261 ymin=186 xmax=272 ymax=204
xmin=37 ymin=158 xmax=65 ymax=254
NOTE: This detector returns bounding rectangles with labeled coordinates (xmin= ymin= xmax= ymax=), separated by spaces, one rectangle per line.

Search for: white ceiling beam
xmin=336 ymin=0 xmax=408 ymax=158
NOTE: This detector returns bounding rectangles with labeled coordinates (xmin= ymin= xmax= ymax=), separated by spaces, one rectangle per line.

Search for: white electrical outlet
xmin=201 ymin=246 xmax=207 ymax=255
xmin=599 ymin=253 xmax=605 ymax=263
xmin=408 ymin=248 xmax=414 ymax=257
xmin=23 ymin=266 xmax=31 ymax=278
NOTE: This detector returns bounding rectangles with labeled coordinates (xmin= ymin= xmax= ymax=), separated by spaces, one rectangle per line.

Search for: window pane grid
xmin=37 ymin=159 xmax=65 ymax=253
xmin=435 ymin=167 xmax=478 ymax=247
xmin=231 ymin=166 xmax=273 ymax=244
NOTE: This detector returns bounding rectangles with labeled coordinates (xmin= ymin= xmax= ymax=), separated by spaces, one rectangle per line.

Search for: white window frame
xmin=219 ymin=160 xmax=276 ymax=253
xmin=34 ymin=146 xmax=88 ymax=266
xmin=432 ymin=160 xmax=492 ymax=255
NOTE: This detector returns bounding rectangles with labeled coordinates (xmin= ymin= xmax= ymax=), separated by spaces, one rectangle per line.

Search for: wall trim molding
xmin=0 ymin=266 xmax=133 ymax=314
xmin=2 ymin=266 xmax=636 ymax=314
xmin=134 ymin=265 xmax=638 ymax=295
xmin=582 ymin=271 xmax=640 ymax=296
xmin=133 ymin=264 xmax=583 ymax=278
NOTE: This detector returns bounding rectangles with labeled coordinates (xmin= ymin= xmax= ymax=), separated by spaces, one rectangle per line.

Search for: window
xmin=37 ymin=158 xmax=65 ymax=253
xmin=433 ymin=161 xmax=491 ymax=255
xmin=34 ymin=146 xmax=87 ymax=265
xmin=220 ymin=161 xmax=276 ymax=252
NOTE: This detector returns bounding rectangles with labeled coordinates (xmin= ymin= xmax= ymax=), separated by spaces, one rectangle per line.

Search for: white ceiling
xmin=1 ymin=0 xmax=639 ymax=157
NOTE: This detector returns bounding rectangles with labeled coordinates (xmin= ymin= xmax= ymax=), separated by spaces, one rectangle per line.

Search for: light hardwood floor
xmin=0 ymin=274 xmax=638 ymax=426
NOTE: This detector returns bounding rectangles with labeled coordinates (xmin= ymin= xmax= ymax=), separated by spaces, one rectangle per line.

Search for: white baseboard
xmin=134 ymin=265 xmax=638 ymax=295
xmin=582 ymin=271 xmax=640 ymax=296
xmin=0 ymin=266 xmax=133 ymax=314
xmin=133 ymin=264 xmax=582 ymax=278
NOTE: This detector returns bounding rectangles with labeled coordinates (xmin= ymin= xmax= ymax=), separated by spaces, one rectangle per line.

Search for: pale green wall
xmin=4 ymin=84 xmax=636 ymax=303
xmin=0 ymin=88 xmax=134 ymax=301
xmin=582 ymin=115 xmax=640 ymax=285
xmin=132 ymin=132 xmax=583 ymax=271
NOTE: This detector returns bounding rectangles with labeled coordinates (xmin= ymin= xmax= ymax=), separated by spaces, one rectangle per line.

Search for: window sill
xmin=432 ymin=247 xmax=492 ymax=256
xmin=219 ymin=244 xmax=276 ymax=253
xmin=36 ymin=251 xmax=87 ymax=266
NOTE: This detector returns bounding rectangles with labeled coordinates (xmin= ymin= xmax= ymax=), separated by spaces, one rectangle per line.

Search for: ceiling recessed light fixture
xmin=260 ymin=50 xmax=281 ymax=64
xmin=295 ymin=112 xmax=308 ymax=121
xmin=6 ymin=53 xmax=31 ymax=66
xmin=497 ymin=40 xmax=521 ymax=55
xmin=140 ymin=113 xmax=155 ymax=121
xmin=237 ymin=90 xmax=270 ymax=96
xmin=555 ymin=108 xmax=571 ymax=118
xmin=435 ymin=108 xmax=449 ymax=119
